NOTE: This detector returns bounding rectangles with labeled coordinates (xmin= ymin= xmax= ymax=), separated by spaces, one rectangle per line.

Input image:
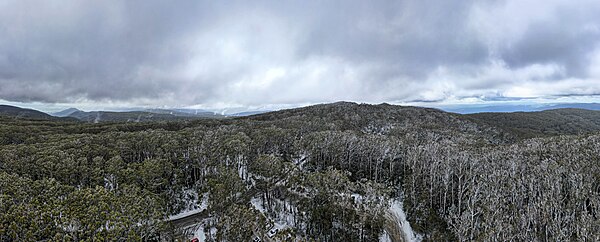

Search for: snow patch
xmin=351 ymin=193 xmax=363 ymax=203
xmin=389 ymin=199 xmax=421 ymax=242
xmin=251 ymin=196 xmax=298 ymax=230
xmin=168 ymin=208 xmax=204 ymax=221
xmin=169 ymin=193 xmax=208 ymax=220
xmin=251 ymin=197 xmax=266 ymax=213
xmin=379 ymin=231 xmax=392 ymax=242
xmin=194 ymin=224 xmax=206 ymax=242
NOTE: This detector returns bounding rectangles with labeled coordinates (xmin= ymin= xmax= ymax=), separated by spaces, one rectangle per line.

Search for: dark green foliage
xmin=0 ymin=102 xmax=599 ymax=241
xmin=68 ymin=110 xmax=223 ymax=123
xmin=468 ymin=108 xmax=600 ymax=139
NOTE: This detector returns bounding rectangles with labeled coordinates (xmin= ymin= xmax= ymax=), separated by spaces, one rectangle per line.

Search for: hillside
xmin=145 ymin=108 xmax=222 ymax=118
xmin=442 ymin=102 xmax=600 ymax=113
xmin=68 ymin=110 xmax=223 ymax=123
xmin=52 ymin=108 xmax=82 ymax=117
xmin=0 ymin=105 xmax=75 ymax=121
xmin=467 ymin=108 xmax=600 ymax=139
xmin=0 ymin=102 xmax=598 ymax=241
xmin=243 ymin=102 xmax=512 ymax=144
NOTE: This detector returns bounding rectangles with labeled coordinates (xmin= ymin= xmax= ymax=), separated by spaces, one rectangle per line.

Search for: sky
xmin=1 ymin=0 xmax=600 ymax=113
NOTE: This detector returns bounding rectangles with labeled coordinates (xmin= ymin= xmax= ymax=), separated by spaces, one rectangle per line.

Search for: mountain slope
xmin=1 ymin=102 xmax=598 ymax=241
xmin=466 ymin=108 xmax=600 ymax=139
xmin=145 ymin=108 xmax=223 ymax=118
xmin=246 ymin=102 xmax=600 ymax=142
xmin=52 ymin=108 xmax=82 ymax=117
xmin=242 ymin=101 xmax=512 ymax=144
xmin=229 ymin=111 xmax=270 ymax=117
xmin=0 ymin=105 xmax=75 ymax=121
xmin=68 ymin=110 xmax=212 ymax=123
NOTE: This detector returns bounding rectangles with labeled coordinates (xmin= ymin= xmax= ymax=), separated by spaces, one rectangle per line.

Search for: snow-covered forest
xmin=1 ymin=102 xmax=598 ymax=241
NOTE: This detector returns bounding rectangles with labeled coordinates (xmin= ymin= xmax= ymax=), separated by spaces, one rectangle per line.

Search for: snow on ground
xmin=209 ymin=227 xmax=217 ymax=238
xmin=271 ymin=198 xmax=297 ymax=227
xmin=272 ymin=222 xmax=287 ymax=230
xmin=179 ymin=222 xmax=208 ymax=242
xmin=194 ymin=224 xmax=206 ymax=242
xmin=168 ymin=208 xmax=204 ymax=221
xmin=388 ymin=199 xmax=422 ymax=242
xmin=293 ymin=154 xmax=308 ymax=168
xmin=168 ymin=192 xmax=209 ymax=220
xmin=238 ymin=164 xmax=249 ymax=182
xmin=251 ymin=196 xmax=297 ymax=229
xmin=351 ymin=193 xmax=363 ymax=203
xmin=251 ymin=197 xmax=266 ymax=213
xmin=379 ymin=231 xmax=392 ymax=242
xmin=198 ymin=193 xmax=208 ymax=210
xmin=177 ymin=189 xmax=199 ymax=211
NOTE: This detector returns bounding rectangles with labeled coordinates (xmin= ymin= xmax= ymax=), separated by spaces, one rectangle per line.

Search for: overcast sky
xmin=1 ymin=0 xmax=600 ymax=111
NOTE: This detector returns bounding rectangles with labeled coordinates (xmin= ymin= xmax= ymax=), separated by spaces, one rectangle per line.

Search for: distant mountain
xmin=442 ymin=102 xmax=600 ymax=114
xmin=145 ymin=108 xmax=222 ymax=118
xmin=467 ymin=108 xmax=600 ymax=139
xmin=442 ymin=104 xmax=543 ymax=114
xmin=0 ymin=105 xmax=75 ymax=121
xmin=70 ymin=111 xmax=172 ymax=123
xmin=246 ymin=102 xmax=600 ymax=140
xmin=242 ymin=101 xmax=512 ymax=144
xmin=68 ymin=110 xmax=223 ymax=123
xmin=542 ymin=103 xmax=600 ymax=111
xmin=52 ymin=108 xmax=82 ymax=117
xmin=229 ymin=110 xmax=270 ymax=117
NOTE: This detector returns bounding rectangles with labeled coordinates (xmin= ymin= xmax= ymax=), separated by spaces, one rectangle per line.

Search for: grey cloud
xmin=297 ymin=0 xmax=489 ymax=76
xmin=0 ymin=0 xmax=599 ymax=108
xmin=500 ymin=4 xmax=600 ymax=78
xmin=0 ymin=0 xmax=213 ymax=103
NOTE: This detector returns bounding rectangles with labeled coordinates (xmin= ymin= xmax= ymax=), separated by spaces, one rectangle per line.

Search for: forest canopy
xmin=0 ymin=102 xmax=598 ymax=241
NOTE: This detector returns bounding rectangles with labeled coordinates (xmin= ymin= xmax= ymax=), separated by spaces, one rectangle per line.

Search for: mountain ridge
xmin=5 ymin=102 xmax=600 ymax=139
xmin=0 ymin=105 xmax=76 ymax=121
xmin=52 ymin=108 xmax=82 ymax=117
xmin=466 ymin=108 xmax=600 ymax=139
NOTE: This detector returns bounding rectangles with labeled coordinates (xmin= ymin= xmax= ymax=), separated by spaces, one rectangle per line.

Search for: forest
xmin=0 ymin=102 xmax=598 ymax=241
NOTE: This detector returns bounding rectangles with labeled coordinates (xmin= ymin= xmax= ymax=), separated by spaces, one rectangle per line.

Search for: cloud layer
xmin=1 ymin=0 xmax=599 ymax=108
